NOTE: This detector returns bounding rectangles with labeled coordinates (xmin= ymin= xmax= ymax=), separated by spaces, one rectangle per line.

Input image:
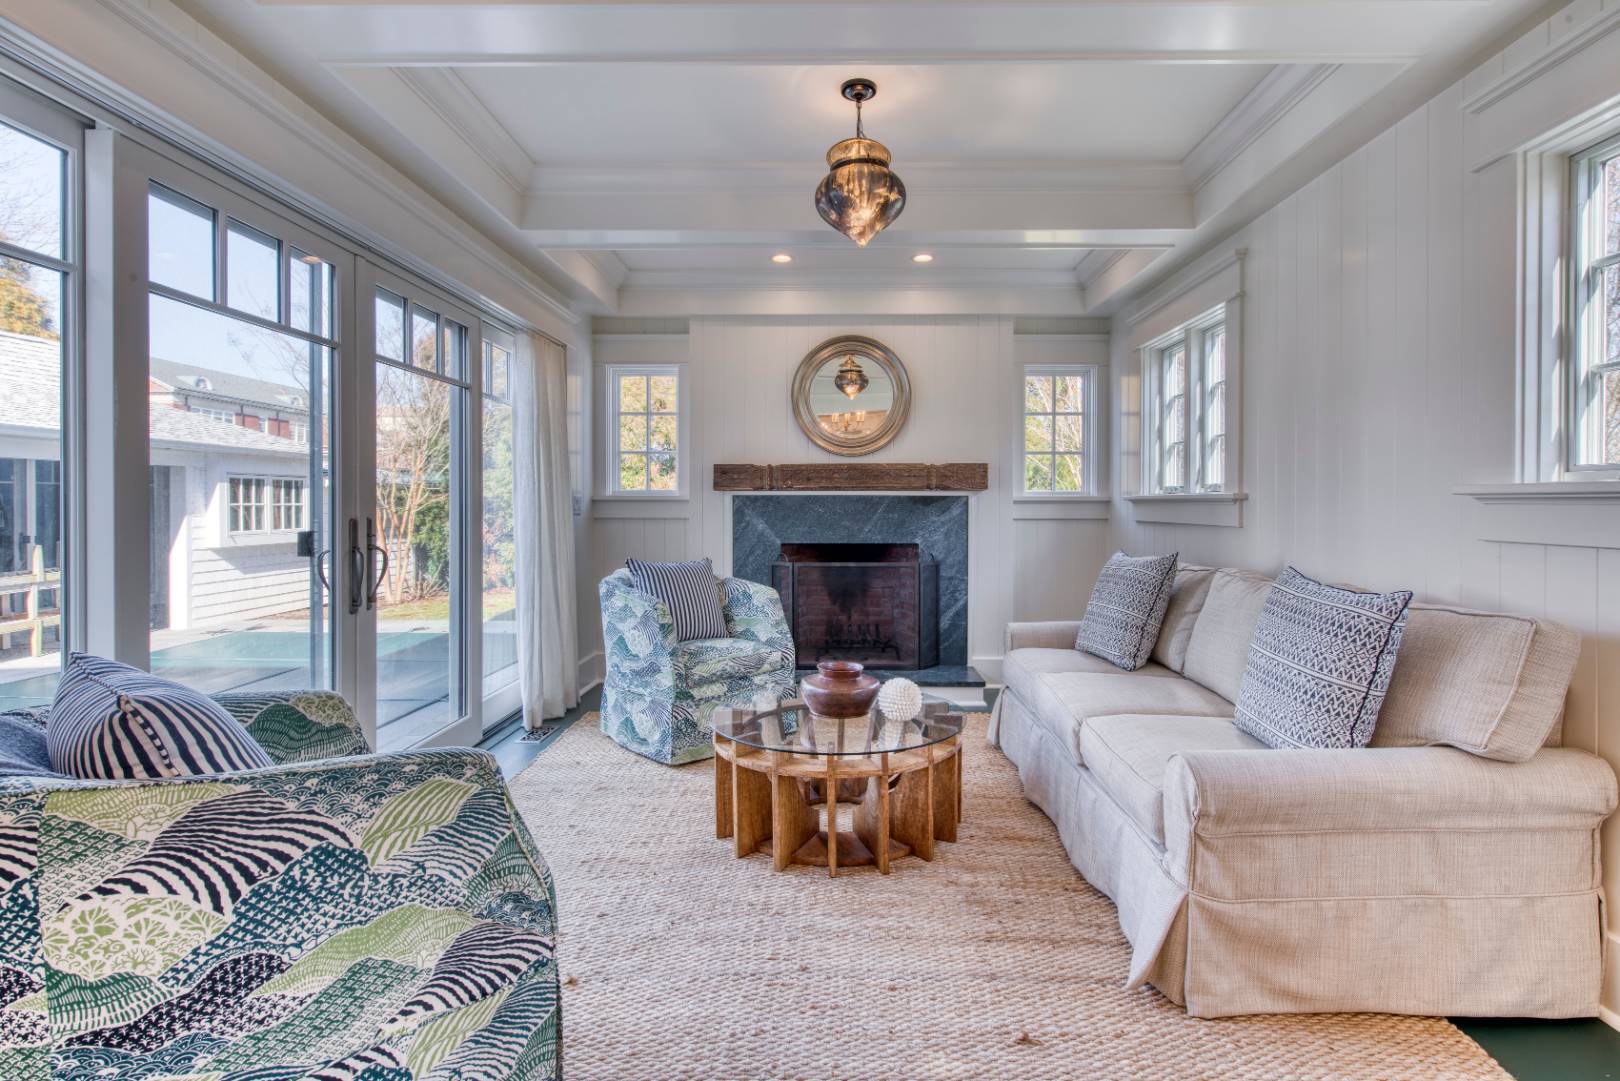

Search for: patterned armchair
xmin=0 ymin=691 xmax=560 ymax=1080
xmin=599 ymin=570 xmax=798 ymax=765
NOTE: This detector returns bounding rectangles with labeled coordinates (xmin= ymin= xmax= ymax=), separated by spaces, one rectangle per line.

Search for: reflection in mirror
xmin=809 ymin=352 xmax=895 ymax=440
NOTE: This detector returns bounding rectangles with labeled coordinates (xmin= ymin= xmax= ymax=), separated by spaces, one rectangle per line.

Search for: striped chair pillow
xmin=47 ymin=652 xmax=274 ymax=779
xmin=626 ymin=557 xmax=729 ymax=642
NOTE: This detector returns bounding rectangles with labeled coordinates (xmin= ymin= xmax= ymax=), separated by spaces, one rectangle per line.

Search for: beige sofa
xmin=988 ymin=565 xmax=1619 ymax=1018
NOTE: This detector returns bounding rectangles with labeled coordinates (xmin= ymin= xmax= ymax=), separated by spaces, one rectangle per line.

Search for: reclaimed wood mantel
xmin=713 ymin=463 xmax=989 ymax=492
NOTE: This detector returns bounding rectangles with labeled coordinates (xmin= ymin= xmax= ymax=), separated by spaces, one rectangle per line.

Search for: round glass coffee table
xmin=710 ymin=698 xmax=964 ymax=876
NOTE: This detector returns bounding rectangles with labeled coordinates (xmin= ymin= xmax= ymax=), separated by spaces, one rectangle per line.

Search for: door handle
xmin=314 ymin=548 xmax=331 ymax=593
xmin=365 ymin=517 xmax=389 ymax=611
xmin=347 ymin=518 xmax=364 ymax=615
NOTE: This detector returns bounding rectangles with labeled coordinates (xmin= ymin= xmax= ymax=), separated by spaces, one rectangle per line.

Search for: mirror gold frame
xmin=791 ymin=335 xmax=912 ymax=456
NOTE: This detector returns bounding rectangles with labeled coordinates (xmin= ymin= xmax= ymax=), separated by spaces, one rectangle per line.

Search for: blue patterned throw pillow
xmin=627 ymin=557 xmax=729 ymax=642
xmin=1075 ymin=551 xmax=1179 ymax=670
xmin=1233 ymin=567 xmax=1413 ymax=749
xmin=47 ymin=652 xmax=274 ymax=779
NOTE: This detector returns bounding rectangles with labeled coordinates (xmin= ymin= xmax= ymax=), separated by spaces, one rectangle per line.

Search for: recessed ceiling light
xmin=912 ymin=253 xmax=934 ymax=263
xmin=771 ymin=253 xmax=793 ymax=264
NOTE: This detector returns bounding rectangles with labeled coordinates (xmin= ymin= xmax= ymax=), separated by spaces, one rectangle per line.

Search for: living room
xmin=0 ymin=0 xmax=1618 ymax=1078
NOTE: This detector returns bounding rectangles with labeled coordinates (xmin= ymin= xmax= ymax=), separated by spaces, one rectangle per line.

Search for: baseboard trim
xmin=1601 ymin=1004 xmax=1619 ymax=1033
xmin=577 ymin=649 xmax=603 ymax=693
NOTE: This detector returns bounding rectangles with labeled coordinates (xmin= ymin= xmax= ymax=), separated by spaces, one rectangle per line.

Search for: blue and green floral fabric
xmin=599 ymin=569 xmax=797 ymax=765
xmin=0 ymin=691 xmax=560 ymax=1080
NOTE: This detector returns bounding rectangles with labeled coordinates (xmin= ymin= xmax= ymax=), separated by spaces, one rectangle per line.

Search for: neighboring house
xmin=0 ymin=330 xmax=320 ymax=639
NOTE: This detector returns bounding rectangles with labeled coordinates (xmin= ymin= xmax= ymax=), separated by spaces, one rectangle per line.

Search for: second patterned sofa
xmin=0 ymin=690 xmax=561 ymax=1079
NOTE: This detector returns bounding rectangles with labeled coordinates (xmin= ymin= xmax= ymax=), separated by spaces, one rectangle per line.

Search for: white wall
xmin=1109 ymin=42 xmax=1620 ymax=1021
xmin=581 ymin=318 xmax=1115 ymax=686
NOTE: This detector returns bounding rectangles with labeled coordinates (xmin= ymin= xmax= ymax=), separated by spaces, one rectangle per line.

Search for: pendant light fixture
xmin=815 ymin=78 xmax=906 ymax=247
xmin=833 ymin=353 xmax=870 ymax=399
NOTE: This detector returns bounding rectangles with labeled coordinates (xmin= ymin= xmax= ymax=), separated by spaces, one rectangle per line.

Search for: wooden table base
xmin=713 ymin=733 xmax=962 ymax=876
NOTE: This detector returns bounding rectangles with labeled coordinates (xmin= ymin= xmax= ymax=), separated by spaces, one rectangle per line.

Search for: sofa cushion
xmin=1075 ymin=551 xmax=1179 ymax=670
xmin=1232 ymin=567 xmax=1412 ymax=750
xmin=1182 ymin=569 xmax=1274 ymax=702
xmin=1152 ymin=566 xmax=1216 ymax=673
xmin=626 ymin=557 xmax=728 ymax=642
xmin=1034 ymin=671 xmax=1235 ymax=767
xmin=47 ymin=653 xmax=274 ymax=780
xmin=676 ymin=637 xmax=790 ymax=683
xmin=1370 ymin=605 xmax=1580 ymax=762
xmin=1081 ymin=714 xmax=1264 ymax=843
xmin=0 ymin=709 xmax=68 ymax=781
xmin=1004 ymin=647 xmax=1178 ymax=695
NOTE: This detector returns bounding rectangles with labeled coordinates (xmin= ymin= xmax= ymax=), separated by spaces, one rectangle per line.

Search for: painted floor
xmin=481 ymin=687 xmax=1620 ymax=1080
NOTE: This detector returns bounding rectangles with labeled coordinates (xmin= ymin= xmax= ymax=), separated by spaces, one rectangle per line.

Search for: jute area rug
xmin=508 ymin=713 xmax=1509 ymax=1081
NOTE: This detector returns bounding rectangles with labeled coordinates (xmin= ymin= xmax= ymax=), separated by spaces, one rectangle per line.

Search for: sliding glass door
xmin=143 ymin=164 xmax=342 ymax=695
xmin=0 ymin=82 xmax=82 ymax=708
xmin=480 ymin=325 xmax=521 ymax=724
xmin=361 ymin=265 xmax=482 ymax=750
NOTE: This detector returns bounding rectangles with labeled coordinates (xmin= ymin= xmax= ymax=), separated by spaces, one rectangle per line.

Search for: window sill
xmin=1455 ymin=482 xmax=1620 ymax=503
xmin=1124 ymin=491 xmax=1246 ymax=527
xmin=1010 ymin=494 xmax=1110 ymax=521
xmin=1456 ymin=482 xmax=1620 ymax=548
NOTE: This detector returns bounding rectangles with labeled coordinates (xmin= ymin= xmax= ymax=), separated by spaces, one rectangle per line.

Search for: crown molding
xmin=528 ymin=160 xmax=1190 ymax=196
xmin=1182 ymin=63 xmax=1339 ymax=191
xmin=6 ymin=0 xmax=579 ymax=328
xmin=619 ymin=266 xmax=1090 ymax=293
xmin=392 ymin=66 xmax=533 ymax=196
xmin=1462 ymin=3 xmax=1620 ymax=114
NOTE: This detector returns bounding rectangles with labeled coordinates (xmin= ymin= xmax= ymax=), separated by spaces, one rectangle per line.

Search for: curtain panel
xmin=514 ymin=333 xmax=580 ymax=727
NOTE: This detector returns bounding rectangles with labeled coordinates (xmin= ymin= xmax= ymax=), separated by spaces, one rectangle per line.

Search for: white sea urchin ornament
xmin=877 ymin=677 xmax=923 ymax=721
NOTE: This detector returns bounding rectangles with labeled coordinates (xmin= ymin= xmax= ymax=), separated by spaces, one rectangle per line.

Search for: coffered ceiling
xmin=174 ymin=0 xmax=1553 ymax=317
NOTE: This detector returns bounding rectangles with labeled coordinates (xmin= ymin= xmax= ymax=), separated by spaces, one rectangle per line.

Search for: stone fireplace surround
xmin=730 ymin=494 xmax=980 ymax=686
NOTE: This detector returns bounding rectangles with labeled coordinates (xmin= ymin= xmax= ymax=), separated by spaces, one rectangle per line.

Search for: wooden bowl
xmin=799 ymin=660 xmax=881 ymax=719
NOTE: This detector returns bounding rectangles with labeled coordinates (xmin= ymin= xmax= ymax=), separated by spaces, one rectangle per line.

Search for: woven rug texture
xmin=508 ymin=712 xmax=1510 ymax=1081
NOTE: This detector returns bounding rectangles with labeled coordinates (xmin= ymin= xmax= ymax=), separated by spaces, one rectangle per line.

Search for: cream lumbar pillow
xmin=1074 ymin=551 xmax=1179 ymax=671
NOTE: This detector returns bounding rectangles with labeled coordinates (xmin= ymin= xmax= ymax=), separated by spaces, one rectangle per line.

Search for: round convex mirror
xmin=791 ymin=335 xmax=911 ymax=456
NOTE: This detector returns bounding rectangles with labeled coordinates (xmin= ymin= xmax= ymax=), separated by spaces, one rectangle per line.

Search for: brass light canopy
xmin=833 ymin=353 xmax=870 ymax=399
xmin=815 ymin=78 xmax=906 ymax=247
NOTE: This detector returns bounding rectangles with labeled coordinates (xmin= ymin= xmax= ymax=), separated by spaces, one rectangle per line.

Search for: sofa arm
xmin=1005 ymin=620 xmax=1083 ymax=652
xmin=211 ymin=689 xmax=371 ymax=764
xmin=1167 ymin=746 xmax=1618 ymax=837
xmin=721 ymin=576 xmax=796 ymax=670
xmin=15 ymin=747 xmax=559 ymax=1076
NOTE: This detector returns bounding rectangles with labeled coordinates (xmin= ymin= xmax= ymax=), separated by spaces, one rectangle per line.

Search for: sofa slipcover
xmin=1036 ymin=672 xmax=1234 ymax=767
xmin=1078 ymin=714 xmax=1260 ymax=843
xmin=1180 ymin=569 xmax=1274 ymax=701
xmin=991 ymin=562 xmax=1618 ymax=1018
xmin=1372 ymin=604 xmax=1580 ymax=761
xmin=1151 ymin=566 xmax=1216 ymax=673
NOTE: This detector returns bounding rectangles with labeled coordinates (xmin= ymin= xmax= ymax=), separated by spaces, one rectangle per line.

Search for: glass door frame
xmin=356 ymin=258 xmax=484 ymax=750
xmin=479 ymin=321 xmax=521 ymax=729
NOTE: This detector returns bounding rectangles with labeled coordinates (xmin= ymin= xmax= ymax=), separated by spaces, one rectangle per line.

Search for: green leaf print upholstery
xmin=599 ymin=569 xmax=797 ymax=765
xmin=0 ymin=690 xmax=560 ymax=1080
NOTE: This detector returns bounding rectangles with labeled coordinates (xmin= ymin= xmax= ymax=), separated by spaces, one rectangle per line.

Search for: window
xmin=228 ymin=477 xmax=265 ymax=532
xmin=1021 ymin=366 xmax=1093 ymax=494
xmin=271 ymin=478 xmax=304 ymax=531
xmin=1570 ymin=136 xmax=1620 ymax=470
xmin=0 ymin=89 xmax=79 ymax=705
xmin=1144 ymin=309 xmax=1226 ymax=494
xmin=481 ymin=334 xmax=518 ymax=698
xmin=610 ymin=365 xmax=679 ymax=493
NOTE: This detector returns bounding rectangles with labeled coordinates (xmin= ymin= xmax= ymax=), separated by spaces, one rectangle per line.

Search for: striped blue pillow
xmin=47 ymin=653 xmax=274 ymax=779
xmin=626 ymin=557 xmax=729 ymax=642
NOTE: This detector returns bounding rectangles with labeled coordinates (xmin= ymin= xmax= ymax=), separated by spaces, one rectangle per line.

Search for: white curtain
xmin=513 ymin=332 xmax=579 ymax=727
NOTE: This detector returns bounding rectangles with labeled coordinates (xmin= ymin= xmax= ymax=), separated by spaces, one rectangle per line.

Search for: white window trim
xmin=1015 ymin=362 xmax=1103 ymax=501
xmin=1124 ymin=248 xmax=1245 ymax=527
xmin=600 ymin=362 xmax=689 ymax=500
xmin=1566 ymin=132 xmax=1620 ymax=478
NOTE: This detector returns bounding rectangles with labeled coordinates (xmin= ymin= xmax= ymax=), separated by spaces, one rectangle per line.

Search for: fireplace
xmin=772 ymin=543 xmax=939 ymax=670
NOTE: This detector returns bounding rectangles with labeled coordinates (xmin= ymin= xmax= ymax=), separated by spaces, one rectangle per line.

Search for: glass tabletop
xmin=712 ymin=698 xmax=963 ymax=756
